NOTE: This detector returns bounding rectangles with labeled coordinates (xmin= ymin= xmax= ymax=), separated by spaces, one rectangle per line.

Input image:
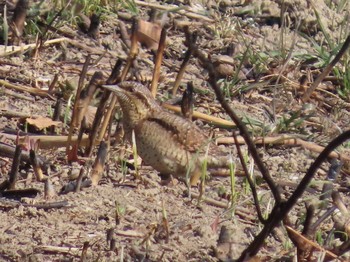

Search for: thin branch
xmin=233 ymin=132 xmax=266 ymax=224
xmin=66 ymin=55 xmax=91 ymax=161
xmin=172 ymin=31 xmax=197 ymax=96
xmin=150 ymin=27 xmax=167 ymax=97
xmin=238 ymin=130 xmax=350 ymax=260
xmin=187 ymin=29 xmax=281 ymax=204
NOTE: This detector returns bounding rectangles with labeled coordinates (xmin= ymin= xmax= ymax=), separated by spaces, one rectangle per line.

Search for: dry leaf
xmin=137 ymin=19 xmax=162 ymax=50
xmin=26 ymin=116 xmax=62 ymax=130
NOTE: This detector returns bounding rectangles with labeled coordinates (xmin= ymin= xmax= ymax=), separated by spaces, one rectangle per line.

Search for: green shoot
xmin=242 ymin=156 xmax=253 ymax=196
xmin=313 ymin=7 xmax=334 ymax=50
xmin=185 ymin=153 xmax=196 ymax=195
xmin=116 ymin=0 xmax=138 ymax=15
xmin=48 ymin=105 xmax=53 ymax=118
xmin=229 ymin=152 xmax=236 ymax=213
xmin=161 ymin=199 xmax=169 ymax=242
xmin=185 ymin=134 xmax=216 ymax=195
xmin=333 ymin=57 xmax=350 ymax=99
xmin=131 ymin=129 xmax=139 ymax=179
xmin=263 ymin=197 xmax=272 ymax=221
xmin=282 ymin=237 xmax=293 ymax=250
xmin=198 ymin=143 xmax=210 ymax=205
xmin=64 ymin=94 xmax=73 ymax=127
xmin=120 ymin=158 xmax=128 ymax=182
xmin=24 ymin=121 xmax=28 ymax=133
xmin=243 ymin=174 xmax=251 ymax=196
xmin=275 ymin=110 xmax=305 ymax=134
xmin=120 ymin=246 xmax=124 ymax=262
xmin=315 ymin=230 xmax=324 ymax=246
xmin=115 ymin=201 xmax=125 ymax=225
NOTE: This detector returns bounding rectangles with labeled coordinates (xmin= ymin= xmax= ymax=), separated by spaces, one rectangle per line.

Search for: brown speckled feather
xmin=147 ymin=111 xmax=209 ymax=153
xmin=102 ymin=81 xmax=230 ymax=183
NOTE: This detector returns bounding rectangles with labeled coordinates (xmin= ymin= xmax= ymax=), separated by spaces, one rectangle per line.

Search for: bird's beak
xmin=101 ymin=85 xmax=131 ymax=104
xmin=101 ymin=84 xmax=126 ymax=94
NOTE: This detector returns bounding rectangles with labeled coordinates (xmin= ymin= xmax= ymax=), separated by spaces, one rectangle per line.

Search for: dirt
xmin=1 ymin=0 xmax=350 ymax=261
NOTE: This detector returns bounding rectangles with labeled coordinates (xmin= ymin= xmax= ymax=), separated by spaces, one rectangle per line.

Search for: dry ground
xmin=1 ymin=0 xmax=350 ymax=261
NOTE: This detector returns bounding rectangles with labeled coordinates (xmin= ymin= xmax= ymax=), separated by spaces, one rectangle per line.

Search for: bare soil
xmin=1 ymin=0 xmax=350 ymax=261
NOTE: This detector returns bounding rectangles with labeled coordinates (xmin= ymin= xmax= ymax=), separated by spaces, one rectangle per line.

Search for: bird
xmin=102 ymin=81 xmax=231 ymax=185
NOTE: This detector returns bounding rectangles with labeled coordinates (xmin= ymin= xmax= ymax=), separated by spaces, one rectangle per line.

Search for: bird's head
xmin=102 ymin=82 xmax=161 ymax=128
